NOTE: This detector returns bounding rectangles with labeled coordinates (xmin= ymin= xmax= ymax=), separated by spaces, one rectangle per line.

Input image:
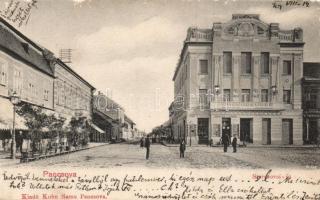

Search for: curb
xmin=0 ymin=143 xmax=110 ymax=166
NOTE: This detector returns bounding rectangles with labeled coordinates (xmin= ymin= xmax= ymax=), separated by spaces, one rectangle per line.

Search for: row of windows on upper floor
xmin=199 ymin=52 xmax=292 ymax=75
xmin=198 ymin=88 xmax=292 ymax=104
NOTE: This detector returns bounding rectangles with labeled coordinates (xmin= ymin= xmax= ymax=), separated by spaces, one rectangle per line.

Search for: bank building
xmin=170 ymin=14 xmax=305 ymax=145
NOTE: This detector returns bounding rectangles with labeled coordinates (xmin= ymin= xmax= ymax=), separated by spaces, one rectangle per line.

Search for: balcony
xmin=210 ymin=101 xmax=284 ymax=111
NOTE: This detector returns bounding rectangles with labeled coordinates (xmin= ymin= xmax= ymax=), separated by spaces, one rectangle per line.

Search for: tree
xmin=68 ymin=114 xmax=90 ymax=148
xmin=16 ymin=103 xmax=48 ymax=131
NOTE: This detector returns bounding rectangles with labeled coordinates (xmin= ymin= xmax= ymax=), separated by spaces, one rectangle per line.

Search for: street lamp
xmin=214 ymin=85 xmax=220 ymax=94
xmin=10 ymin=91 xmax=21 ymax=160
xmin=271 ymin=85 xmax=277 ymax=94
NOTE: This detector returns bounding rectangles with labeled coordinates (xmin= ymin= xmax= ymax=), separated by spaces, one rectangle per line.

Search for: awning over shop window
xmin=0 ymin=98 xmax=27 ymax=129
xmin=90 ymin=123 xmax=105 ymax=134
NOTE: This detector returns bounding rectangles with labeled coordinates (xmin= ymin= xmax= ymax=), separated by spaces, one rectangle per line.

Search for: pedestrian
xmin=222 ymin=133 xmax=230 ymax=152
xmin=232 ymin=135 xmax=237 ymax=153
xmin=179 ymin=139 xmax=186 ymax=158
xmin=145 ymin=135 xmax=150 ymax=160
xmin=140 ymin=137 xmax=144 ymax=148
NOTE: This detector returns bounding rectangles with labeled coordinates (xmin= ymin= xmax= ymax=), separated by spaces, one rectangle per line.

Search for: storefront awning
xmin=90 ymin=123 xmax=105 ymax=134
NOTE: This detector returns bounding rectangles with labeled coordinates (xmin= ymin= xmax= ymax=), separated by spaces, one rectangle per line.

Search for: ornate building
xmin=302 ymin=62 xmax=320 ymax=144
xmin=171 ymin=14 xmax=304 ymax=145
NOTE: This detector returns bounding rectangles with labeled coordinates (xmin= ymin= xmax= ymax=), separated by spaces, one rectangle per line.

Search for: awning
xmin=0 ymin=98 xmax=27 ymax=129
xmin=90 ymin=123 xmax=105 ymax=134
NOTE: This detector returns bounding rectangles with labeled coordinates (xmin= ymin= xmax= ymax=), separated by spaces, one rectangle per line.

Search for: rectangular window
xmin=0 ymin=62 xmax=7 ymax=86
xmin=43 ymin=90 xmax=49 ymax=101
xmin=283 ymin=60 xmax=291 ymax=75
xmin=223 ymin=52 xmax=232 ymax=74
xmin=199 ymin=89 xmax=208 ymax=107
xmin=241 ymin=52 xmax=252 ymax=74
xmin=261 ymin=52 xmax=270 ymax=74
xmin=283 ymin=90 xmax=291 ymax=104
xmin=261 ymin=89 xmax=269 ymax=102
xmin=199 ymin=60 xmax=208 ymax=74
xmin=241 ymin=89 xmax=251 ymax=102
xmin=223 ymin=89 xmax=231 ymax=101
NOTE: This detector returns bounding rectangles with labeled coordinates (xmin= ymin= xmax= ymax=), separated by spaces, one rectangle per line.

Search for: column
xmin=211 ymin=116 xmax=221 ymax=144
xmin=232 ymin=53 xmax=241 ymax=102
xmin=293 ymin=116 xmax=303 ymax=145
xmin=271 ymin=55 xmax=280 ymax=103
xmin=231 ymin=118 xmax=240 ymax=138
xmin=271 ymin=117 xmax=282 ymax=144
xmin=252 ymin=117 xmax=262 ymax=144
xmin=293 ymin=53 xmax=303 ymax=109
xmin=252 ymin=54 xmax=260 ymax=102
xmin=189 ymin=55 xmax=198 ymax=108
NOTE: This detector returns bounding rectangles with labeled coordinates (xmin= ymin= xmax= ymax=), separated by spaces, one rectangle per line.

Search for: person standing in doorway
xmin=232 ymin=135 xmax=237 ymax=153
xmin=145 ymin=135 xmax=150 ymax=159
xmin=222 ymin=133 xmax=230 ymax=152
xmin=179 ymin=140 xmax=186 ymax=158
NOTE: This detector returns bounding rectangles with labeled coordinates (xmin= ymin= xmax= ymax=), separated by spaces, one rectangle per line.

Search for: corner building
xmin=172 ymin=14 xmax=304 ymax=145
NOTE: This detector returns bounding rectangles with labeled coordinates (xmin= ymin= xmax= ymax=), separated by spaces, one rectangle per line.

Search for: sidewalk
xmin=161 ymin=142 xmax=319 ymax=148
xmin=0 ymin=142 xmax=109 ymax=167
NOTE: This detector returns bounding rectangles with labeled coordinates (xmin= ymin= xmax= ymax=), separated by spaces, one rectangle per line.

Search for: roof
xmin=124 ymin=114 xmax=135 ymax=125
xmin=0 ymin=17 xmax=54 ymax=77
xmin=56 ymin=59 xmax=95 ymax=90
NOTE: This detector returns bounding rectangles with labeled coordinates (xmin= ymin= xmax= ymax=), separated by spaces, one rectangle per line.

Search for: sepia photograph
xmin=0 ymin=0 xmax=320 ymax=199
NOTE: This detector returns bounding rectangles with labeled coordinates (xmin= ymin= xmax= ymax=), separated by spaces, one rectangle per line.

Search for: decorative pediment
xmin=224 ymin=20 xmax=269 ymax=37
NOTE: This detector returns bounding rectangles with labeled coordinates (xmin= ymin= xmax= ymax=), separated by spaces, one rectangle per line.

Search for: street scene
xmin=4 ymin=143 xmax=320 ymax=169
xmin=0 ymin=1 xmax=319 ymax=169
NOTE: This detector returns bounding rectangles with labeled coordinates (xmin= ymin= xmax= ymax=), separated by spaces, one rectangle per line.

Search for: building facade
xmin=53 ymin=59 xmax=95 ymax=121
xmin=0 ymin=18 xmax=55 ymax=129
xmin=302 ymin=62 xmax=320 ymax=144
xmin=171 ymin=14 xmax=304 ymax=145
xmin=0 ymin=17 xmax=95 ymax=130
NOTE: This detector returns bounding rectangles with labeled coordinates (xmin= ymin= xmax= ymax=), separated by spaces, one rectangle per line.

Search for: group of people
xmin=139 ymin=136 xmax=186 ymax=159
xmin=221 ymin=134 xmax=238 ymax=153
xmin=139 ymin=134 xmax=237 ymax=160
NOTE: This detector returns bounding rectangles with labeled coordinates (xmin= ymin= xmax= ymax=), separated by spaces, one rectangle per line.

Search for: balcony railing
xmin=210 ymin=101 xmax=284 ymax=111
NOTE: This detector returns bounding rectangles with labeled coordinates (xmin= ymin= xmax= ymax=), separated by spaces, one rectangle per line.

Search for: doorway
xmin=262 ymin=118 xmax=271 ymax=145
xmin=240 ymin=118 xmax=253 ymax=143
xmin=282 ymin=119 xmax=293 ymax=145
xmin=198 ymin=118 xmax=209 ymax=144
xmin=222 ymin=118 xmax=231 ymax=138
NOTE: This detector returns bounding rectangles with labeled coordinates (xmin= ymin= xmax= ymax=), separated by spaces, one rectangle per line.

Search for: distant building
xmin=302 ymin=62 xmax=320 ymax=144
xmin=93 ymin=92 xmax=136 ymax=142
xmin=171 ymin=14 xmax=304 ymax=145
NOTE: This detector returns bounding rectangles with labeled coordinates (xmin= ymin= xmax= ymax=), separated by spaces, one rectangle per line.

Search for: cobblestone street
xmin=11 ymin=143 xmax=320 ymax=169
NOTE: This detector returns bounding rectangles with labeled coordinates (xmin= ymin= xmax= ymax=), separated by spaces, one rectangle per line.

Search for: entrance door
xmin=282 ymin=119 xmax=293 ymax=145
xmin=262 ymin=118 xmax=271 ymax=145
xmin=309 ymin=119 xmax=318 ymax=144
xmin=198 ymin=118 xmax=209 ymax=144
xmin=222 ymin=118 xmax=231 ymax=138
xmin=240 ymin=118 xmax=253 ymax=143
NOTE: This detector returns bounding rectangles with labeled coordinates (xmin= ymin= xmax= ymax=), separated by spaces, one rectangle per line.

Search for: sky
xmin=1 ymin=0 xmax=320 ymax=132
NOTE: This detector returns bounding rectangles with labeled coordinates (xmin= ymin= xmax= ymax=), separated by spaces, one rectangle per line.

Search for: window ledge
xmin=260 ymin=74 xmax=270 ymax=77
xmin=240 ymin=74 xmax=252 ymax=77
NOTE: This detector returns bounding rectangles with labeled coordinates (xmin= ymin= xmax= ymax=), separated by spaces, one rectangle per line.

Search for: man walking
xmin=222 ymin=133 xmax=230 ymax=152
xmin=179 ymin=140 xmax=186 ymax=158
xmin=145 ymin=135 xmax=150 ymax=159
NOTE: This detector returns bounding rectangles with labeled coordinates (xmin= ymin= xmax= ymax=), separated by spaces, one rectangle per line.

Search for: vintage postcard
xmin=0 ymin=0 xmax=320 ymax=199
